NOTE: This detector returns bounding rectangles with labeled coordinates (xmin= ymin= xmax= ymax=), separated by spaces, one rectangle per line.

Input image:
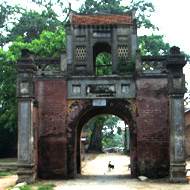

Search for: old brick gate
xmin=15 ymin=12 xmax=188 ymax=183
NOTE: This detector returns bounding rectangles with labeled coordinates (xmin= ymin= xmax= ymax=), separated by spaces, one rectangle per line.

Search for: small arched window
xmin=93 ymin=42 xmax=112 ymax=75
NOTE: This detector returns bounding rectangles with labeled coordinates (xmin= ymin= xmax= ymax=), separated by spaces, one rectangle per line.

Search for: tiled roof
xmin=71 ymin=14 xmax=132 ymax=25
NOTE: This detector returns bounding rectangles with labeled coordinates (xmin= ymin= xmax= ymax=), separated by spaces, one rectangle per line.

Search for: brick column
xmin=167 ymin=47 xmax=188 ymax=183
xmin=15 ymin=50 xmax=37 ymax=183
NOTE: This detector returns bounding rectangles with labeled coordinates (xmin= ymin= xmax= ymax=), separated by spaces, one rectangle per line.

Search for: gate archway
xmin=71 ymin=99 xmax=137 ymax=177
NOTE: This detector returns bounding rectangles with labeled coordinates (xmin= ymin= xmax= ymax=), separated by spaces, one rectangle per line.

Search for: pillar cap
xmin=15 ymin=49 xmax=37 ymax=73
xmin=166 ymin=46 xmax=186 ymax=70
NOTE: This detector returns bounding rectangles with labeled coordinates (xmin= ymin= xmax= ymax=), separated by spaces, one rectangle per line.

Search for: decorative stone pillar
xmin=135 ymin=49 xmax=141 ymax=71
xmin=167 ymin=46 xmax=188 ymax=183
xmin=15 ymin=50 xmax=37 ymax=183
xmin=60 ymin=50 xmax=67 ymax=72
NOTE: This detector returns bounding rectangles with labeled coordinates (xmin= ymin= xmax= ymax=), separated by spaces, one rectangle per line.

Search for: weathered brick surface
xmin=185 ymin=110 xmax=190 ymax=157
xmin=34 ymin=77 xmax=170 ymax=179
xmin=35 ymin=80 xmax=67 ymax=178
xmin=185 ymin=125 xmax=190 ymax=157
xmin=136 ymin=78 xmax=169 ymax=178
xmin=185 ymin=111 xmax=190 ymax=126
xmin=33 ymin=105 xmax=38 ymax=176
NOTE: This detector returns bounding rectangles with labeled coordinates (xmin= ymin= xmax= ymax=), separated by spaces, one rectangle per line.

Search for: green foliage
xmin=102 ymin=115 xmax=123 ymax=148
xmin=79 ymin=0 xmax=126 ymax=14
xmin=102 ymin=133 xmax=123 ymax=148
xmin=19 ymin=185 xmax=32 ymax=190
xmin=96 ymin=53 xmax=112 ymax=75
xmin=129 ymin=0 xmax=156 ymax=29
xmin=83 ymin=115 xmax=123 ymax=149
xmin=0 ymin=49 xmax=17 ymax=131
xmin=37 ymin=184 xmax=56 ymax=190
xmin=0 ymin=171 xmax=17 ymax=176
xmin=0 ymin=49 xmax=18 ymax=157
xmin=0 ymin=2 xmax=23 ymax=30
xmin=117 ymin=55 xmax=135 ymax=74
xmin=0 ymin=126 xmax=17 ymax=157
xmin=29 ymin=0 xmax=66 ymax=11
xmin=8 ymin=28 xmax=66 ymax=58
xmin=28 ymin=28 xmax=66 ymax=57
xmin=86 ymin=130 xmax=92 ymax=141
xmin=0 ymin=2 xmax=25 ymax=47
xmin=6 ymin=9 xmax=61 ymax=44
xmin=8 ymin=183 xmax=56 ymax=190
xmin=138 ymin=35 xmax=170 ymax=56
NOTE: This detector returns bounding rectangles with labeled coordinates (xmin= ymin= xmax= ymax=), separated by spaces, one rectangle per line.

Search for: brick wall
xmin=185 ymin=126 xmax=190 ymax=157
xmin=185 ymin=111 xmax=190 ymax=126
xmin=35 ymin=79 xmax=67 ymax=178
xmin=136 ymin=78 xmax=170 ymax=178
xmin=34 ymin=77 xmax=170 ymax=179
xmin=185 ymin=111 xmax=190 ymax=157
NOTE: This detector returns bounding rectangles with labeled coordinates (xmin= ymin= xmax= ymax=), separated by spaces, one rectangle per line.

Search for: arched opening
xmin=93 ymin=42 xmax=112 ymax=75
xmin=81 ymin=114 xmax=131 ymax=176
xmin=74 ymin=100 xmax=137 ymax=177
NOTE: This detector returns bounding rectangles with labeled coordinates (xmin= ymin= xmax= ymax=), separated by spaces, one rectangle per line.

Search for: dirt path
xmin=42 ymin=153 xmax=190 ymax=190
xmin=1 ymin=154 xmax=190 ymax=190
xmin=82 ymin=153 xmax=130 ymax=175
xmin=0 ymin=175 xmax=17 ymax=190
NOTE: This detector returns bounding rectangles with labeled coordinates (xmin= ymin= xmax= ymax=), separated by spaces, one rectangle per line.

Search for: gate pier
xmin=167 ymin=47 xmax=188 ymax=183
xmin=15 ymin=52 xmax=37 ymax=183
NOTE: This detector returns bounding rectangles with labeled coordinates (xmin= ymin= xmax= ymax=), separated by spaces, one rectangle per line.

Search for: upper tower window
xmin=93 ymin=42 xmax=112 ymax=75
xmin=96 ymin=53 xmax=112 ymax=75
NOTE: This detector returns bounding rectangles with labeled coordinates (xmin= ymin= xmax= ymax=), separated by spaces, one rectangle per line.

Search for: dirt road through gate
xmin=50 ymin=153 xmax=190 ymax=190
xmin=82 ymin=153 xmax=130 ymax=175
xmin=1 ymin=154 xmax=190 ymax=190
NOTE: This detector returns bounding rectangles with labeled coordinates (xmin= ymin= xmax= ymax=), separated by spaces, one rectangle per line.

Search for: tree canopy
xmin=6 ymin=9 xmax=61 ymax=44
xmin=139 ymin=35 xmax=170 ymax=56
xmin=83 ymin=115 xmax=123 ymax=152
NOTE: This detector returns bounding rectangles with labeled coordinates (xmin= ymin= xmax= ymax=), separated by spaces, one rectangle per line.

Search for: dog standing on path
xmin=108 ymin=161 xmax=114 ymax=171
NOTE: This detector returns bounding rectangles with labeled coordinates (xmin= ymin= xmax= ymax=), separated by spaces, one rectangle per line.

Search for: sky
xmin=4 ymin=0 xmax=190 ymax=91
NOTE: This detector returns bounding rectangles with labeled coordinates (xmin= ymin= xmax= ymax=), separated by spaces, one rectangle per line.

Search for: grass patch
xmin=8 ymin=183 xmax=56 ymax=190
xmin=19 ymin=185 xmax=32 ymax=190
xmin=0 ymin=171 xmax=17 ymax=176
xmin=0 ymin=158 xmax=17 ymax=163
xmin=37 ymin=184 xmax=56 ymax=190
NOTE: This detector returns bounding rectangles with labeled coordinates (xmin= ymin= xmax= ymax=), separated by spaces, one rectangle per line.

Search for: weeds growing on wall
xmin=116 ymin=55 xmax=135 ymax=75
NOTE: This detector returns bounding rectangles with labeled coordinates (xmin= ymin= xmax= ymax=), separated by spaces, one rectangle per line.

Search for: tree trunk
xmin=87 ymin=120 xmax=104 ymax=153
